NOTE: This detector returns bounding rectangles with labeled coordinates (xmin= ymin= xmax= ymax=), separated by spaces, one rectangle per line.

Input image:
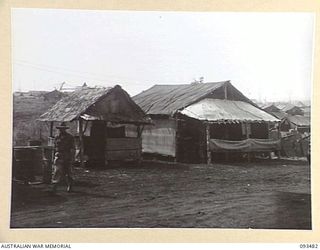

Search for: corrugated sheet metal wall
xmin=141 ymin=119 xmax=176 ymax=157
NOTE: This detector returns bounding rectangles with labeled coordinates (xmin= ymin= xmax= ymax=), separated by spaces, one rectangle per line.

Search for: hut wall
xmin=210 ymin=123 xmax=243 ymax=140
xmin=85 ymin=88 xmax=145 ymax=122
xmin=280 ymin=119 xmax=291 ymax=132
xmin=141 ymin=118 xmax=177 ymax=157
xmin=297 ymin=126 xmax=310 ymax=134
xmin=251 ymin=122 xmax=269 ymax=139
xmin=176 ymin=115 xmax=205 ymax=163
xmin=125 ymin=124 xmax=138 ymax=137
xmin=85 ymin=121 xmax=106 ymax=167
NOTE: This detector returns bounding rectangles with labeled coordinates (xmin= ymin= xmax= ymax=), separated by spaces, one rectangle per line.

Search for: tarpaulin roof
xmin=179 ymin=99 xmax=280 ymax=122
xmin=287 ymin=115 xmax=310 ymax=127
xmin=39 ymin=85 xmax=149 ymax=123
xmin=133 ymin=81 xmax=257 ymax=115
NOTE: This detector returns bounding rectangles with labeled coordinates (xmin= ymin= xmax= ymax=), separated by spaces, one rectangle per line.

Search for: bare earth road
xmin=11 ymin=159 xmax=311 ymax=229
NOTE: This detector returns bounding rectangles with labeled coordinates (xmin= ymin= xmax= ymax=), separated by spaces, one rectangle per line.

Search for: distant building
xmin=301 ymin=106 xmax=311 ymax=117
xmin=59 ymin=82 xmax=89 ymax=92
xmin=28 ymin=90 xmax=47 ymax=97
xmin=291 ymin=100 xmax=308 ymax=108
xmin=261 ymin=104 xmax=280 ymax=113
xmin=43 ymin=90 xmax=67 ymax=102
xmin=260 ymin=104 xmax=287 ymax=120
xmin=276 ymin=103 xmax=304 ymax=116
xmin=283 ymin=115 xmax=310 ymax=134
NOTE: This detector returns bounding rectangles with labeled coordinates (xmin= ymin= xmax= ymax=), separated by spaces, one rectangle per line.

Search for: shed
xmin=301 ymin=106 xmax=311 ymax=117
xmin=276 ymin=103 xmax=304 ymax=116
xmin=43 ymin=89 xmax=67 ymax=102
xmin=261 ymin=104 xmax=281 ymax=113
xmin=39 ymin=85 xmax=150 ymax=167
xmin=133 ymin=81 xmax=280 ymax=164
xmin=285 ymin=115 xmax=310 ymax=133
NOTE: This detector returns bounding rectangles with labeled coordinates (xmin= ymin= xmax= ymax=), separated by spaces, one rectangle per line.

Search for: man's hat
xmin=56 ymin=122 xmax=69 ymax=130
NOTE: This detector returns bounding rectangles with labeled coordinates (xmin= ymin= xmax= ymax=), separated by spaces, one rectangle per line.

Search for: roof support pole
xmin=206 ymin=122 xmax=212 ymax=165
xmin=224 ymin=84 xmax=228 ymax=99
xmin=136 ymin=125 xmax=142 ymax=138
xmin=174 ymin=116 xmax=179 ymax=163
xmin=78 ymin=118 xmax=85 ymax=168
xmin=245 ymin=122 xmax=251 ymax=163
xmin=225 ymin=124 xmax=230 ymax=162
xmin=49 ymin=121 xmax=54 ymax=137
xmin=277 ymin=121 xmax=281 ymax=159
xmin=136 ymin=125 xmax=142 ymax=167
xmin=48 ymin=121 xmax=55 ymax=147
xmin=278 ymin=121 xmax=281 ymax=139
xmin=267 ymin=122 xmax=272 ymax=160
xmin=48 ymin=121 xmax=55 ymax=164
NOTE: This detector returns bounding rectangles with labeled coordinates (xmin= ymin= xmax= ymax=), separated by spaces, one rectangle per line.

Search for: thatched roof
xmin=133 ymin=81 xmax=257 ymax=116
xmin=39 ymin=85 xmax=149 ymax=124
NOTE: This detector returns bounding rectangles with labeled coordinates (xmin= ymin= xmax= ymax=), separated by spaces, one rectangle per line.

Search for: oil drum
xmin=13 ymin=147 xmax=35 ymax=182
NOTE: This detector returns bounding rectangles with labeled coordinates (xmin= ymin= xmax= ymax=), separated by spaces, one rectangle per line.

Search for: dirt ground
xmin=10 ymin=158 xmax=311 ymax=229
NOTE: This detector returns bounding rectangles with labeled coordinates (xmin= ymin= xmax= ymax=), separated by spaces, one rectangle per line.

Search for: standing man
xmin=52 ymin=122 xmax=75 ymax=193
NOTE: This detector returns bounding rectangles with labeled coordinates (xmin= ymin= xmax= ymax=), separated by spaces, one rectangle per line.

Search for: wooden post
xmin=78 ymin=119 xmax=85 ymax=168
xmin=137 ymin=125 xmax=142 ymax=138
xmin=266 ymin=122 xmax=272 ymax=159
xmin=206 ymin=122 xmax=212 ymax=165
xmin=246 ymin=122 xmax=251 ymax=163
xmin=49 ymin=121 xmax=55 ymax=164
xmin=136 ymin=124 xmax=142 ymax=166
xmin=174 ymin=116 xmax=179 ymax=163
xmin=224 ymin=84 xmax=228 ymax=99
xmin=199 ymin=123 xmax=206 ymax=163
xmin=225 ymin=123 xmax=229 ymax=161
xmin=277 ymin=121 xmax=281 ymax=159
xmin=49 ymin=121 xmax=54 ymax=137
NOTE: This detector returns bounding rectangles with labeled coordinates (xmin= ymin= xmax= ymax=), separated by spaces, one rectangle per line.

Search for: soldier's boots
xmin=67 ymin=179 xmax=73 ymax=192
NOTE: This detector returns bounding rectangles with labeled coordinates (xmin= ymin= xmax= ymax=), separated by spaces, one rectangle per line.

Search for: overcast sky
xmin=12 ymin=9 xmax=314 ymax=101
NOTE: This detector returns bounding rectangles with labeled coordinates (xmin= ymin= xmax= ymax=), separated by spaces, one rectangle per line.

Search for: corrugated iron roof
xmin=270 ymin=111 xmax=287 ymax=120
xmin=276 ymin=103 xmax=302 ymax=112
xmin=180 ymin=99 xmax=280 ymax=122
xmin=287 ymin=115 xmax=310 ymax=127
xmin=260 ymin=103 xmax=280 ymax=111
xmin=133 ymin=81 xmax=259 ymax=115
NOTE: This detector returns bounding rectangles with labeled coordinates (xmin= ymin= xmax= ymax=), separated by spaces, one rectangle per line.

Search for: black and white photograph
xmin=10 ymin=8 xmax=313 ymax=229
